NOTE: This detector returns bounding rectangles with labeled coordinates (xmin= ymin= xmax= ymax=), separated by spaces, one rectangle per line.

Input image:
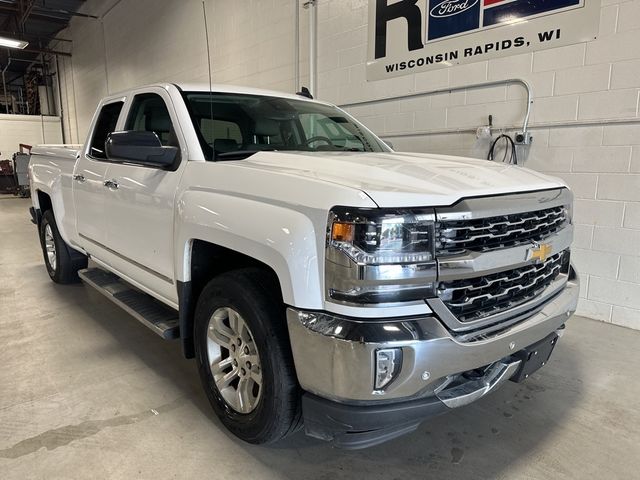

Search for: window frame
xmin=124 ymin=92 xmax=178 ymax=148
xmin=86 ymin=100 xmax=125 ymax=161
xmin=85 ymin=89 xmax=186 ymax=171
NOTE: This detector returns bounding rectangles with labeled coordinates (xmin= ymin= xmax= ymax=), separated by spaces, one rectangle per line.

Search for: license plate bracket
xmin=510 ymin=332 xmax=559 ymax=383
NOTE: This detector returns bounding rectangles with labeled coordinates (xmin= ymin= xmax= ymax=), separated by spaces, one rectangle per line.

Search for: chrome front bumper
xmin=286 ymin=268 xmax=579 ymax=404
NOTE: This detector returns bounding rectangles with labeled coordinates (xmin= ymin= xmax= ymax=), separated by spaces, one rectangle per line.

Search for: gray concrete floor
xmin=1 ymin=195 xmax=639 ymax=480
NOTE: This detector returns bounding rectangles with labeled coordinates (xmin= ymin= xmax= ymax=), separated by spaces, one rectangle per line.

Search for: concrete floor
xmin=1 ymin=195 xmax=639 ymax=480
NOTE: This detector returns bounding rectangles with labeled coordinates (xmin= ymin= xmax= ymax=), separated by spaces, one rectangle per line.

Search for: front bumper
xmin=286 ymin=267 xmax=579 ymax=447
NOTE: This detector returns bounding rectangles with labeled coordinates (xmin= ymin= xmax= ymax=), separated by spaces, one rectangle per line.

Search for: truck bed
xmin=30 ymin=144 xmax=82 ymax=159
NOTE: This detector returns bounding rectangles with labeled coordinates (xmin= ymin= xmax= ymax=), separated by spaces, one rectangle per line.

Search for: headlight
xmin=325 ymin=207 xmax=437 ymax=304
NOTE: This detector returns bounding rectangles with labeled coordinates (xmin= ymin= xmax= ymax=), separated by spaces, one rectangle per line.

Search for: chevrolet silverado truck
xmin=28 ymin=83 xmax=578 ymax=449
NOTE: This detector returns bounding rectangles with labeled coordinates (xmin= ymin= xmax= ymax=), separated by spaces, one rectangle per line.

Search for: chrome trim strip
xmin=325 ymin=248 xmax=437 ymax=306
xmin=78 ymin=233 xmax=174 ymax=285
xmin=290 ymin=309 xmax=439 ymax=342
xmin=427 ymin=272 xmax=569 ymax=333
xmin=435 ymin=188 xmax=572 ymax=221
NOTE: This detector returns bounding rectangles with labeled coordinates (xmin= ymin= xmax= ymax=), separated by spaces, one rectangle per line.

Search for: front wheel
xmin=194 ymin=269 xmax=301 ymax=444
xmin=39 ymin=210 xmax=87 ymax=284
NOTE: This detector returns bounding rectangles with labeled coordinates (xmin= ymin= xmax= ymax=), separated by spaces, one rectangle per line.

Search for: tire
xmin=194 ymin=268 xmax=301 ymax=444
xmin=39 ymin=210 xmax=88 ymax=284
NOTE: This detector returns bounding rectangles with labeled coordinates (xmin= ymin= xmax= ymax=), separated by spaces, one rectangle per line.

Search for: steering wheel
xmin=304 ymin=136 xmax=335 ymax=147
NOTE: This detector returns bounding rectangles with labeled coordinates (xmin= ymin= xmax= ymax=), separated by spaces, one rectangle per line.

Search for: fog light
xmin=375 ymin=348 xmax=402 ymax=390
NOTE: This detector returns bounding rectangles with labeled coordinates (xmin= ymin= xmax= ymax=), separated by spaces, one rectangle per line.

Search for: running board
xmin=78 ymin=268 xmax=180 ymax=340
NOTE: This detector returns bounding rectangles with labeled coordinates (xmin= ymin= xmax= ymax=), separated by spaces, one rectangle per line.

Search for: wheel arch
xmin=178 ymin=240 xmax=286 ymax=358
xmin=32 ymin=189 xmax=53 ymax=227
xmin=174 ymin=191 xmax=325 ymax=358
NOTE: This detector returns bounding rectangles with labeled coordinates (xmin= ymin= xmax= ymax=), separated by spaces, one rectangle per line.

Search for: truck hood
xmin=235 ymin=151 xmax=566 ymax=207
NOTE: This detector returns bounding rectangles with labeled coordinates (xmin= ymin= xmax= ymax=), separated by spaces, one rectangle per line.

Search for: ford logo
xmin=430 ymin=0 xmax=479 ymax=18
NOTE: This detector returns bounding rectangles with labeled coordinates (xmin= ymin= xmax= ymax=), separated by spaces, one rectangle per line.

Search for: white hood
xmin=235 ymin=151 xmax=567 ymax=207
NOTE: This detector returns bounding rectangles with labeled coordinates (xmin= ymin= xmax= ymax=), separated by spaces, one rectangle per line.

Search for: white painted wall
xmin=52 ymin=0 xmax=308 ymax=143
xmin=55 ymin=0 xmax=640 ymax=329
xmin=0 ymin=115 xmax=63 ymax=159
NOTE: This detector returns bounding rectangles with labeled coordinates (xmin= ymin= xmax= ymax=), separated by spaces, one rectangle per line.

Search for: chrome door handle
xmin=73 ymin=174 xmax=86 ymax=183
xmin=103 ymin=179 xmax=119 ymax=190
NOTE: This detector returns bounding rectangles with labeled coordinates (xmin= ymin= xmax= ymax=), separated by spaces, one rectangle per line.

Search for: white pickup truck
xmin=29 ymin=83 xmax=578 ymax=449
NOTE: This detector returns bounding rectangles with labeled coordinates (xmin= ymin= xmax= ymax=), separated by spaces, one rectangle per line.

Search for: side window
xmin=89 ymin=101 xmax=124 ymax=159
xmin=125 ymin=93 xmax=178 ymax=147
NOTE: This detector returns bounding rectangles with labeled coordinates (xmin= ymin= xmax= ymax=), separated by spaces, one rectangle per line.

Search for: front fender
xmin=175 ymin=190 xmax=325 ymax=309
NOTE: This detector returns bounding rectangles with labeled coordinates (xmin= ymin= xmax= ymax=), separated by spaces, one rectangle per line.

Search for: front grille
xmin=438 ymin=251 xmax=567 ymax=323
xmin=436 ymin=206 xmax=568 ymax=256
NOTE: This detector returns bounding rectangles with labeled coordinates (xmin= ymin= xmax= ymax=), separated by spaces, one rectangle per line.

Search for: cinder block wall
xmin=0 ymin=115 xmax=63 ymax=157
xmin=56 ymin=0 xmax=640 ymax=329
xmin=320 ymin=0 xmax=640 ymax=328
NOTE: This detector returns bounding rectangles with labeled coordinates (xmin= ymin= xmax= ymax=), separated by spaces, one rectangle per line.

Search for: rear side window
xmin=125 ymin=93 xmax=178 ymax=147
xmin=90 ymin=101 xmax=124 ymax=158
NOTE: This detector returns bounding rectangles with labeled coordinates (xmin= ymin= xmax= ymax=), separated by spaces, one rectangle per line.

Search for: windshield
xmin=183 ymin=92 xmax=390 ymax=160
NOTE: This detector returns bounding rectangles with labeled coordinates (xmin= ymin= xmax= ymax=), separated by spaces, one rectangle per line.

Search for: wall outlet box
xmin=514 ymin=132 xmax=533 ymax=145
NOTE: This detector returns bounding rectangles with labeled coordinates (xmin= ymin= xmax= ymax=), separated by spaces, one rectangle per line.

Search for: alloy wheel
xmin=206 ymin=307 xmax=263 ymax=414
xmin=44 ymin=224 xmax=57 ymax=271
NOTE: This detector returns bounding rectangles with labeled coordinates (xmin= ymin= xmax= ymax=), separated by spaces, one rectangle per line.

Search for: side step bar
xmin=78 ymin=268 xmax=180 ymax=339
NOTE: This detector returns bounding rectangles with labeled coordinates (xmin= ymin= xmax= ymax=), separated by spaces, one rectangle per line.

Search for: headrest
xmin=145 ymin=109 xmax=172 ymax=133
xmin=253 ymin=118 xmax=280 ymax=137
xmin=214 ymin=138 xmax=238 ymax=153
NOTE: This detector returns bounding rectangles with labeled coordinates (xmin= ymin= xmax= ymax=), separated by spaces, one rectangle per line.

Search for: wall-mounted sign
xmin=367 ymin=0 xmax=600 ymax=81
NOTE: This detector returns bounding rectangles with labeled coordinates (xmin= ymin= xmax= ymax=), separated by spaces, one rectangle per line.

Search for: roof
xmin=106 ymin=82 xmax=333 ymax=106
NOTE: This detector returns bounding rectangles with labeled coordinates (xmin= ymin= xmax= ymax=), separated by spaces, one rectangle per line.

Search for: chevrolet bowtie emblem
xmin=528 ymin=242 xmax=552 ymax=263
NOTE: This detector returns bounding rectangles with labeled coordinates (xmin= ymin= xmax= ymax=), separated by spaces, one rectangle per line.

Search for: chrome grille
xmin=437 ymin=251 xmax=567 ymax=323
xmin=437 ymin=206 xmax=568 ymax=256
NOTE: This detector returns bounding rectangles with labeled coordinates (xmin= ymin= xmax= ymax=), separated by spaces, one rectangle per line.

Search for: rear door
xmin=73 ymin=100 xmax=125 ymax=258
xmin=101 ymin=88 xmax=186 ymax=305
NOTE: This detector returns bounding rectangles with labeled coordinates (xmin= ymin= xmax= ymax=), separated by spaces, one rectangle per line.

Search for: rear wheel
xmin=39 ymin=210 xmax=87 ymax=284
xmin=194 ymin=268 xmax=301 ymax=444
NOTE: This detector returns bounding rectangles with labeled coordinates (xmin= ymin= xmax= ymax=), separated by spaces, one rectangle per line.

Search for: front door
xmin=101 ymin=89 xmax=186 ymax=305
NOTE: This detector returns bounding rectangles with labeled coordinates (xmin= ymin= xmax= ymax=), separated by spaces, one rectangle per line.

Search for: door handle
xmin=73 ymin=174 xmax=86 ymax=183
xmin=104 ymin=179 xmax=119 ymax=190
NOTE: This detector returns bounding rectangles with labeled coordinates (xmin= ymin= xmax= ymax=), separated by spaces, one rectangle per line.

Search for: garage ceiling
xmin=0 ymin=0 xmax=91 ymax=83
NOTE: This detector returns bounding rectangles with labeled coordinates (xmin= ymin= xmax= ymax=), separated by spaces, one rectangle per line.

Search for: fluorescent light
xmin=0 ymin=36 xmax=29 ymax=49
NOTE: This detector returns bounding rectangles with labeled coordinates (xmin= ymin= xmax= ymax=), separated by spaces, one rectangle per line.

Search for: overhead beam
xmin=32 ymin=5 xmax=98 ymax=19
xmin=0 ymin=2 xmax=99 ymax=20
xmin=0 ymin=30 xmax=72 ymax=43
xmin=21 ymin=46 xmax=71 ymax=57
xmin=0 ymin=45 xmax=72 ymax=58
xmin=0 ymin=5 xmax=70 ymax=24
xmin=19 ymin=0 xmax=37 ymax=28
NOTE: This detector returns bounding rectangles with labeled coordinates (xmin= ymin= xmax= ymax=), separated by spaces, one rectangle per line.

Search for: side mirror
xmin=105 ymin=131 xmax=178 ymax=168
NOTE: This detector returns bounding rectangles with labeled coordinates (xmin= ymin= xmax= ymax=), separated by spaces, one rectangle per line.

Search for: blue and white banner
xmin=367 ymin=0 xmax=599 ymax=81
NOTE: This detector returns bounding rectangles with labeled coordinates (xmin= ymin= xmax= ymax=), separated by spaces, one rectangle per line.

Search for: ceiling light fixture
xmin=0 ymin=36 xmax=29 ymax=49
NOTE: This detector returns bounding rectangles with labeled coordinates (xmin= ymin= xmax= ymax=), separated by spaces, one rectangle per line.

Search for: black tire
xmin=194 ymin=268 xmax=301 ymax=444
xmin=39 ymin=210 xmax=87 ymax=284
